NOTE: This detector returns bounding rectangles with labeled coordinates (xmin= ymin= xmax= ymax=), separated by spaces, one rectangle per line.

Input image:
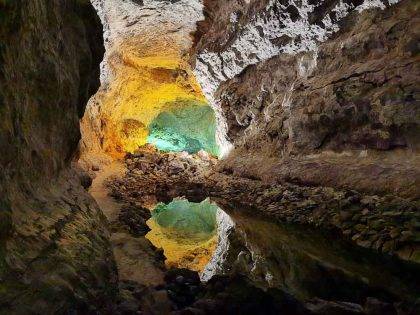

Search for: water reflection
xmin=147 ymin=197 xmax=420 ymax=304
xmin=146 ymin=198 xmax=218 ymax=272
xmin=206 ymin=199 xmax=420 ymax=304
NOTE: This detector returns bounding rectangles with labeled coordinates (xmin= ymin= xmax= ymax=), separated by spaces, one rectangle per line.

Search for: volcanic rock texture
xmin=0 ymin=1 xmax=116 ymax=313
xmin=1 ymin=0 xmax=419 ymax=313
xmin=80 ymin=0 xmax=209 ymax=164
xmin=189 ymin=0 xmax=420 ymax=262
xmin=192 ymin=0 xmax=420 ymax=198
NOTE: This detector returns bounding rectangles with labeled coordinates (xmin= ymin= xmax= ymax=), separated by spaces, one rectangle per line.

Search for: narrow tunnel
xmin=0 ymin=0 xmax=419 ymax=314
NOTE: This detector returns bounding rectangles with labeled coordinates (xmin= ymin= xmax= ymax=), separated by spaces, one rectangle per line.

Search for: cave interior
xmin=0 ymin=0 xmax=419 ymax=314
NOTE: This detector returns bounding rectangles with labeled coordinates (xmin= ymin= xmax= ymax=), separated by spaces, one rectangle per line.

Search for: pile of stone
xmin=114 ymin=270 xmax=419 ymax=315
xmin=107 ymin=145 xmax=215 ymax=207
xmin=166 ymin=270 xmax=412 ymax=315
xmin=107 ymin=144 xmax=419 ymax=264
xmin=117 ymin=203 xmax=151 ymax=237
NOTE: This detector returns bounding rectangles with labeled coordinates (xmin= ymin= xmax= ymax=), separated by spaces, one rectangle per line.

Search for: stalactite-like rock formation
xmin=0 ymin=1 xmax=116 ymax=313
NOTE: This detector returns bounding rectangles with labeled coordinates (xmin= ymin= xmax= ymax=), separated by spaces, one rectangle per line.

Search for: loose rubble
xmin=107 ymin=145 xmax=420 ymax=264
xmin=101 ymin=144 xmax=420 ymax=314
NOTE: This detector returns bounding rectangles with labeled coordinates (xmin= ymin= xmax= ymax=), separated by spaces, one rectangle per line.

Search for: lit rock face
xmin=0 ymin=0 xmax=115 ymax=313
xmin=91 ymin=0 xmax=203 ymax=87
xmin=200 ymin=208 xmax=236 ymax=281
xmin=81 ymin=0 xmax=217 ymax=161
xmin=194 ymin=0 xmax=404 ymax=99
xmin=192 ymin=0 xmax=420 ymax=197
xmin=146 ymin=198 xmax=218 ymax=272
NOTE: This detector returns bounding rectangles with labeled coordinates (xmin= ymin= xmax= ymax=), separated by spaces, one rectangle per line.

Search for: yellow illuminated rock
xmin=146 ymin=218 xmax=217 ymax=272
xmin=82 ymin=38 xmax=208 ymax=159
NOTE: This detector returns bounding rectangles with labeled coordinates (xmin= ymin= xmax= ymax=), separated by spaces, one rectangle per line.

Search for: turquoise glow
xmin=147 ymin=100 xmax=219 ymax=156
xmin=152 ymin=199 xmax=218 ymax=238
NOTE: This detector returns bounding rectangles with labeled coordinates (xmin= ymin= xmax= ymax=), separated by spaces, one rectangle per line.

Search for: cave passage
xmin=74 ymin=0 xmax=420 ymax=314
xmin=80 ymin=33 xmax=221 ymax=159
xmin=146 ymin=198 xmax=219 ymax=272
xmin=3 ymin=0 xmax=420 ymax=313
xmin=147 ymin=100 xmax=219 ymax=156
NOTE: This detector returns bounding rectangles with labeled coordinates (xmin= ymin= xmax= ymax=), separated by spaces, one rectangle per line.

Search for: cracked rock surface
xmin=191 ymin=0 xmax=419 ymax=199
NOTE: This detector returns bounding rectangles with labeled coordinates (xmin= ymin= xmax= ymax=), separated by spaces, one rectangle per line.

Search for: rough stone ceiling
xmin=81 ymin=0 xmax=209 ymax=160
xmin=81 ymin=0 xmax=410 ymax=162
xmin=91 ymin=0 xmax=203 ymax=85
xmin=192 ymin=0 xmax=404 ymax=155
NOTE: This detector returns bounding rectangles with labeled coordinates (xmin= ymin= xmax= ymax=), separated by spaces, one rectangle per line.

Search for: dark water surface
xmin=205 ymin=198 xmax=420 ymax=304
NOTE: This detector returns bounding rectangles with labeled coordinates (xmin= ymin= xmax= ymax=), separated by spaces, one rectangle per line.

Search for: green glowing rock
xmin=152 ymin=198 xmax=218 ymax=238
xmin=147 ymin=100 xmax=219 ymax=156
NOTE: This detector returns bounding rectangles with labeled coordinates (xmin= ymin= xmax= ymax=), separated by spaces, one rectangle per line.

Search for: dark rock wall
xmin=0 ymin=0 xmax=103 ymax=179
xmin=192 ymin=0 xmax=420 ymax=198
xmin=0 ymin=1 xmax=117 ymax=313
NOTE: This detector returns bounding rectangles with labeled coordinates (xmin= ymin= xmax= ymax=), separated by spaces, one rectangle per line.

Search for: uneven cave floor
xmin=84 ymin=145 xmax=420 ymax=314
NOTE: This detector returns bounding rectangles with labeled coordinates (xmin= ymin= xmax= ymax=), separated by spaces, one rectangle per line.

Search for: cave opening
xmin=79 ymin=0 xmax=221 ymax=165
xmin=79 ymin=45 xmax=220 ymax=161
xmin=74 ymin=0 xmax=420 ymax=313
xmin=78 ymin=0 xmax=225 ymax=301
xmin=147 ymin=101 xmax=219 ymax=156
xmin=1 ymin=0 xmax=419 ymax=313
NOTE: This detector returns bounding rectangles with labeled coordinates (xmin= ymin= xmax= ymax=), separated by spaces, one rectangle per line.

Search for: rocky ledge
xmin=106 ymin=145 xmax=420 ymax=314
xmin=107 ymin=145 xmax=420 ymax=265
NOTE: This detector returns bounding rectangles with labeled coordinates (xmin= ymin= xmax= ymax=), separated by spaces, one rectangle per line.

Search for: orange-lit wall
xmin=82 ymin=39 xmax=207 ymax=159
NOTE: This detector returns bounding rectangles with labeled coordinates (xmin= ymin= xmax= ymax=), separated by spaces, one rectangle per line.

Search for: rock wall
xmin=192 ymin=0 xmax=420 ymax=198
xmin=80 ymin=0 xmax=207 ymax=164
xmin=0 ymin=1 xmax=116 ymax=313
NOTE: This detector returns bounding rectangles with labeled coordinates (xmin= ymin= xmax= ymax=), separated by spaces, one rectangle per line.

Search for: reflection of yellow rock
xmin=88 ymin=39 xmax=207 ymax=158
xmin=146 ymin=218 xmax=217 ymax=272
